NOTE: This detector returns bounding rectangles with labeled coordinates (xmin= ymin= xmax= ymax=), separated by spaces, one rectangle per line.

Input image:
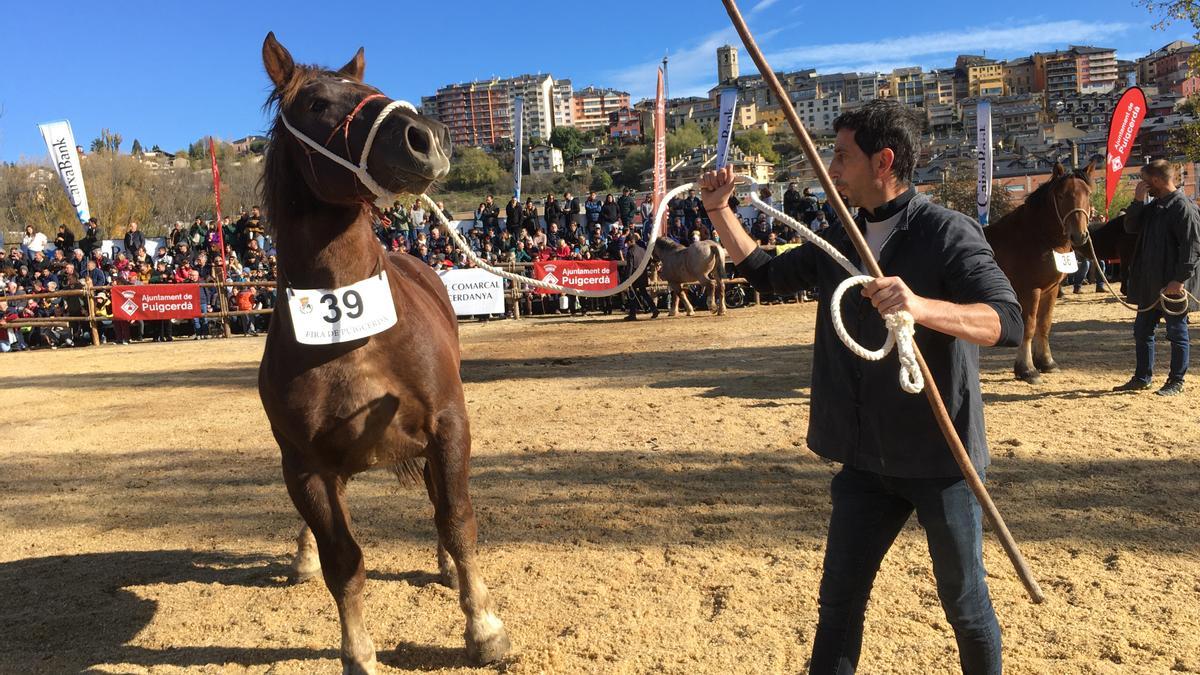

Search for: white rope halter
xmin=280 ymin=98 xmax=418 ymax=210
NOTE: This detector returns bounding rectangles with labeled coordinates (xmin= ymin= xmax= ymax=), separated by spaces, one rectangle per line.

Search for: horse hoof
xmin=1036 ymin=362 xmax=1060 ymax=373
xmin=288 ymin=568 xmax=321 ymax=585
xmin=466 ymin=614 xmax=511 ymax=665
xmin=342 ymin=655 xmax=377 ymax=675
xmin=1017 ymin=372 xmax=1041 ymax=385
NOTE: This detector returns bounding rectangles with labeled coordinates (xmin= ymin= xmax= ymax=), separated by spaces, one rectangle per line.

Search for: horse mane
xmin=259 ymin=63 xmax=333 ymax=230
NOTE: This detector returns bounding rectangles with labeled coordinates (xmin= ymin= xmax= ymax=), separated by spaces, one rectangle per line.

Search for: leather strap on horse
xmin=722 ymin=0 xmax=1044 ymax=604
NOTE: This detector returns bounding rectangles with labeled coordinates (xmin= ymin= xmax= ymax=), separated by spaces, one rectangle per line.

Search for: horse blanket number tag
xmin=287 ymin=271 xmax=397 ymax=345
xmin=1052 ymin=250 xmax=1078 ymax=274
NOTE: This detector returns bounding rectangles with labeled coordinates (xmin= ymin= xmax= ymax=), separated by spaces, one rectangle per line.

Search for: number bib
xmin=286 ymin=271 xmax=398 ymax=345
xmin=1052 ymin=250 xmax=1078 ymax=274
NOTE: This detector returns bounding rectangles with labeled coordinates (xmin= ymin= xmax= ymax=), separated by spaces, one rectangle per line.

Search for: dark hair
xmin=832 ymin=99 xmax=925 ymax=184
xmin=1142 ymin=159 xmax=1175 ymax=183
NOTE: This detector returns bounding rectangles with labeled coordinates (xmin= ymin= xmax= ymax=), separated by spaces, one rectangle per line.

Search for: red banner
xmin=209 ymin=137 xmax=228 ymax=278
xmin=1105 ymin=87 xmax=1147 ymax=209
xmin=653 ymin=68 xmax=666 ymax=234
xmin=113 ymin=284 xmax=202 ymax=320
xmin=532 ymin=261 xmax=618 ymax=295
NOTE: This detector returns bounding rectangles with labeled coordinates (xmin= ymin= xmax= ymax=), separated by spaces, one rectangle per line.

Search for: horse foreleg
xmin=422 ymin=461 xmax=458 ymax=589
xmin=281 ymin=452 xmax=376 ymax=674
xmin=680 ymin=286 xmax=696 ymax=316
xmin=668 ymin=283 xmax=680 ymax=317
xmin=426 ymin=412 xmax=510 ymax=665
xmin=1033 ymin=284 xmax=1060 ymax=373
xmin=1015 ymin=288 xmax=1041 ymax=384
xmin=290 ymin=523 xmax=322 ymax=584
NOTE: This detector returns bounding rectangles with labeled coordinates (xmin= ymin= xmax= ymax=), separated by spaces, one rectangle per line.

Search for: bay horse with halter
xmin=256 ymin=33 xmax=509 ymax=673
xmin=985 ymin=160 xmax=1095 ymax=383
xmin=652 ymin=238 xmax=728 ymax=316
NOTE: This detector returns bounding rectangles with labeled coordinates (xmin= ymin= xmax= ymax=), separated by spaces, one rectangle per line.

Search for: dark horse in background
xmin=1088 ymin=212 xmax=1139 ymax=295
xmin=986 ymin=161 xmax=1095 ymax=383
xmin=257 ymin=33 xmax=509 ymax=673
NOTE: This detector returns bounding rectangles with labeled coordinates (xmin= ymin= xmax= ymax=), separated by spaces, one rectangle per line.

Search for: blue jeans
xmin=1133 ymin=307 xmax=1190 ymax=382
xmin=810 ymin=466 xmax=1002 ymax=675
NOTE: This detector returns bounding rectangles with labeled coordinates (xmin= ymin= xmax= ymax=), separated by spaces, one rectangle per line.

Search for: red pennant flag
xmin=653 ymin=68 xmax=666 ymax=235
xmin=1105 ymin=87 xmax=1147 ymax=210
xmin=209 ymin=137 xmax=229 ymax=278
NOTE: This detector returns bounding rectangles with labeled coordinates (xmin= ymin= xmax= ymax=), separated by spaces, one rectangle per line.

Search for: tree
xmin=550 ymin=126 xmax=586 ymax=161
xmin=1092 ymin=177 xmax=1136 ymax=219
xmin=131 ymin=139 xmax=143 ymax=156
xmin=732 ymin=128 xmax=780 ymax=164
xmin=927 ymin=159 xmax=1015 ymax=221
xmin=666 ymin=121 xmax=706 ymax=159
xmin=90 ymin=128 xmax=122 ymax=154
xmin=589 ymin=167 xmax=613 ymax=192
xmin=446 ymin=147 xmax=503 ymax=190
xmin=618 ymin=145 xmax=652 ymax=189
xmin=1142 ymin=1 xmax=1200 ymax=159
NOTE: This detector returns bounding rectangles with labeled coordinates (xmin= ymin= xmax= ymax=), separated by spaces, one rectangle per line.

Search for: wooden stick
xmin=721 ymin=0 xmax=1043 ymax=604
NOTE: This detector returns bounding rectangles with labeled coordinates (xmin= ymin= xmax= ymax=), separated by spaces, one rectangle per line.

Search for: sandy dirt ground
xmin=1 ymin=293 xmax=1198 ymax=674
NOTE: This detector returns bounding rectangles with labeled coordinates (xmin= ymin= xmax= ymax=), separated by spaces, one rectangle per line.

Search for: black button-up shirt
xmin=736 ymin=193 xmax=1022 ymax=478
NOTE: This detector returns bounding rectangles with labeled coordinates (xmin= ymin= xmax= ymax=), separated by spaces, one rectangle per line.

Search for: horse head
xmin=1046 ymin=159 xmax=1096 ymax=249
xmin=261 ymin=32 xmax=451 ymax=211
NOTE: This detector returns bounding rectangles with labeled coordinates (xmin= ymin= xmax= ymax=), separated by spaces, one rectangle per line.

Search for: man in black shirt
xmin=700 ymin=100 xmax=1020 ymax=675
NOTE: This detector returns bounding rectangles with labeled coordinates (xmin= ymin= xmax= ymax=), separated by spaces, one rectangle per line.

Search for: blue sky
xmin=0 ymin=0 xmax=1191 ymax=162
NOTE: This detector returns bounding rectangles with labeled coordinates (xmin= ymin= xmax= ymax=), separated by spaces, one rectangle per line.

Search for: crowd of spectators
xmin=1 ymin=183 xmax=837 ymax=349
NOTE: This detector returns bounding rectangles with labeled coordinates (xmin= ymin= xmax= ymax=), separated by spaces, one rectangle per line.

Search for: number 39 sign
xmin=286 ymin=271 xmax=398 ymax=345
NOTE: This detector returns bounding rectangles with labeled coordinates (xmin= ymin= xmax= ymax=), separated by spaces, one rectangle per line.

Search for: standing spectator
xmin=235 ymin=285 xmax=259 ymax=336
xmin=504 ymin=196 xmax=522 ymax=237
xmin=192 ymin=269 xmax=216 ymax=339
xmin=683 ymin=188 xmax=704 ymax=231
xmin=240 ymin=206 xmax=267 ymax=253
xmin=410 ymin=200 xmax=428 ymax=240
xmin=783 ymin=181 xmax=802 ymax=221
xmin=22 ymin=226 xmax=48 ymax=258
xmin=79 ymin=219 xmax=100 ymax=257
xmin=618 ymin=187 xmax=637 ymax=227
xmin=600 ymin=194 xmax=621 ymax=233
xmin=562 ymin=191 xmax=581 ymax=229
xmin=544 ymin=193 xmax=561 ymax=231
xmin=585 ymin=191 xmax=603 ymax=226
xmin=521 ymin=199 xmax=539 ymax=237
xmin=479 ymin=195 xmax=500 ymax=231
xmin=189 ymin=217 xmax=210 ymax=248
xmin=1113 ymin=160 xmax=1200 ymax=396
xmin=638 ymin=196 xmax=654 ymax=227
xmin=123 ymin=222 xmax=145 ymax=255
xmin=800 ymin=187 xmax=820 ymax=224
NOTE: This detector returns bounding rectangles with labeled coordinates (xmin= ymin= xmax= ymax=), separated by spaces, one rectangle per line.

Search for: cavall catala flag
xmin=1106 ymin=87 xmax=1148 ymax=209
xmin=715 ymin=87 xmax=739 ymax=170
xmin=653 ymin=68 xmax=666 ymax=233
xmin=113 ymin=284 xmax=202 ymax=321
xmin=512 ymin=96 xmax=524 ymax=201
xmin=532 ymin=260 xmax=618 ymax=295
xmin=975 ymin=100 xmax=993 ymax=226
xmin=37 ymin=120 xmax=91 ymax=223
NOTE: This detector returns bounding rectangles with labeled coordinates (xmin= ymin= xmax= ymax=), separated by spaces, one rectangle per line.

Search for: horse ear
xmin=1084 ymin=157 xmax=1098 ymax=179
xmin=337 ymin=48 xmax=365 ymax=81
xmin=1052 ymin=162 xmax=1066 ymax=178
xmin=263 ymin=32 xmax=295 ymax=88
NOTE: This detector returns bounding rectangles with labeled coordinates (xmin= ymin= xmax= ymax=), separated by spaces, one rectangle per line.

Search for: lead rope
xmin=746 ymin=193 xmax=923 ymax=394
xmin=1083 ymin=237 xmax=1197 ymax=316
xmin=280 ymin=99 xmax=922 ymax=392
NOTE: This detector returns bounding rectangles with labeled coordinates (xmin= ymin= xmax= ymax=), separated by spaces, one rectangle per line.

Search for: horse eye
xmin=310 ymin=100 xmax=328 ymax=113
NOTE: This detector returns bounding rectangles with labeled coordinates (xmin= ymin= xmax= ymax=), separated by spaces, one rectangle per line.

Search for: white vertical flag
xmin=975 ymin=100 xmax=993 ymax=226
xmin=512 ymin=96 xmax=524 ymax=201
xmin=38 ymin=120 xmax=91 ymax=223
xmin=714 ymin=87 xmax=739 ymax=170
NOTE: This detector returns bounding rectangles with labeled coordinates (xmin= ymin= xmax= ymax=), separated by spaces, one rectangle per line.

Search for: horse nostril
xmin=407 ymin=125 xmax=432 ymax=155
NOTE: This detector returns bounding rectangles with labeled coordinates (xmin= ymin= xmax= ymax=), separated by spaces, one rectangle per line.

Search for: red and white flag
xmin=1105 ymin=87 xmax=1147 ymax=209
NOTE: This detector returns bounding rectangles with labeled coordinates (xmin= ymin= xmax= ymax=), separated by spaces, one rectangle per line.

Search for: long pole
xmin=721 ymin=0 xmax=1044 ymax=604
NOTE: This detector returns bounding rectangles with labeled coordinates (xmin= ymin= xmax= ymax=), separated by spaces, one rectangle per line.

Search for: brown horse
xmin=256 ymin=33 xmax=509 ymax=673
xmin=985 ymin=161 xmax=1095 ymax=383
xmin=653 ymin=238 xmax=727 ymax=316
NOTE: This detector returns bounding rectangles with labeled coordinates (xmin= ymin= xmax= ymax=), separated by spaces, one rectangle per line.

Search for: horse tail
xmin=391 ymin=458 xmax=426 ymax=487
xmin=714 ymin=242 xmax=726 ymax=281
